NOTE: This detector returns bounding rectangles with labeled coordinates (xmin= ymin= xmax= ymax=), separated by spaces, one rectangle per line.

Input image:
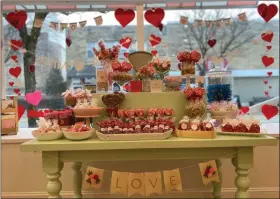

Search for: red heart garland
xmin=262 ymin=56 xmax=274 ymax=67
xmin=264 ymin=80 xmax=268 ymax=84
xmin=151 ymin=50 xmax=158 ymax=56
xmin=264 ymin=91 xmax=269 ymax=96
xmin=9 ymin=82 xmax=14 ymax=86
xmin=261 ymin=32 xmax=274 ymax=42
xmin=144 ymin=8 xmax=165 ymax=28
xmin=258 ymin=3 xmax=278 ymax=23
xmin=269 ymin=86 xmax=272 ymax=89
xmin=29 ymin=64 xmax=35 ymax=72
xmin=9 ymin=66 xmax=21 ymax=78
xmin=267 ymin=72 xmax=273 ymax=76
xmin=266 ymin=45 xmax=272 ymax=51
xmin=115 ymin=8 xmax=135 ymax=28
xmin=14 ymin=88 xmax=20 ymax=94
xmin=6 ymin=10 xmax=27 ymax=31
xmin=119 ymin=37 xmax=132 ymax=49
xmin=124 ymin=52 xmax=129 ymax=58
xmin=240 ymin=106 xmax=249 ymax=114
xmin=261 ymin=104 xmax=279 ymax=120
xmin=66 ymin=37 xmax=72 ymax=47
xmin=18 ymin=105 xmax=25 ymax=121
xmin=149 ymin=34 xmax=161 ymax=47
xmin=11 ymin=55 xmax=18 ymax=62
xmin=208 ymin=39 xmax=216 ymax=48
xmin=10 ymin=40 xmax=23 ymax=51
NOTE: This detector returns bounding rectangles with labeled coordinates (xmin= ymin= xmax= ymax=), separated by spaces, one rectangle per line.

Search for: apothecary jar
xmin=205 ymin=67 xmax=234 ymax=103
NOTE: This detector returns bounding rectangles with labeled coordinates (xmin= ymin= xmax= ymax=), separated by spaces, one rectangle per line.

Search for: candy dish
xmin=209 ymin=101 xmax=239 ymax=119
xmin=63 ymin=122 xmax=94 ymax=140
xmin=32 ymin=118 xmax=63 ymax=141
xmin=73 ymin=107 xmax=104 ymax=117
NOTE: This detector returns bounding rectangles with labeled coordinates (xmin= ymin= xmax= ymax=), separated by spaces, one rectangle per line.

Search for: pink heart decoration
xmin=25 ymin=91 xmax=42 ymax=106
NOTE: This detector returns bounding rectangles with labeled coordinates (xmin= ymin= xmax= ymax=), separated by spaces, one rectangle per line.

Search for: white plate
xmin=96 ymin=130 xmax=172 ymax=141
xmin=32 ymin=130 xmax=63 ymax=141
xmin=63 ymin=129 xmax=94 ymax=141
xmin=216 ymin=128 xmax=266 ymax=137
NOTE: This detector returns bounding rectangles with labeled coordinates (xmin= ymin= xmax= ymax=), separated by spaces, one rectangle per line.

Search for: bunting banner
xmin=223 ymin=18 xmax=232 ymax=26
xmin=180 ymin=16 xmax=188 ymax=25
xmin=127 ymin=173 xmax=145 ymax=197
xmin=163 ymin=168 xmax=183 ymax=193
xmin=69 ymin=22 xmax=78 ymax=31
xmin=95 ymin=16 xmax=103 ymax=26
xmin=144 ymin=172 xmax=163 ymax=196
xmin=49 ymin=22 xmax=58 ymax=31
xmin=110 ymin=171 xmax=129 ymax=195
xmin=238 ymin=12 xmax=248 ymax=22
xmin=60 ymin=23 xmax=68 ymax=31
xmin=199 ymin=160 xmax=220 ymax=185
xmin=79 ymin=20 xmax=87 ymax=28
xmin=84 ymin=167 xmax=104 ymax=190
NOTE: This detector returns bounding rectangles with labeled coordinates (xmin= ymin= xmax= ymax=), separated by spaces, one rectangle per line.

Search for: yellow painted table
xmin=20 ymin=93 xmax=277 ymax=198
xmin=21 ymin=135 xmax=277 ymax=199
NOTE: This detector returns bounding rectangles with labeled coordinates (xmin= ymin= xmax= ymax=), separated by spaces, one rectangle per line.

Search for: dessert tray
xmin=175 ymin=129 xmax=216 ymax=139
xmin=216 ymin=128 xmax=266 ymax=137
xmin=96 ymin=129 xmax=172 ymax=141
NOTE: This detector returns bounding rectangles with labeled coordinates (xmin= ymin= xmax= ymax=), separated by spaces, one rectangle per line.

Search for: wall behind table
xmin=1 ymin=142 xmax=279 ymax=198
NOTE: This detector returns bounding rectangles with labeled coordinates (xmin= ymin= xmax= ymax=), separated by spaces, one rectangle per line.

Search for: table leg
xmin=42 ymin=152 xmax=64 ymax=199
xmin=72 ymin=162 xmax=83 ymax=198
xmin=232 ymin=147 xmax=253 ymax=199
xmin=212 ymin=159 xmax=222 ymax=198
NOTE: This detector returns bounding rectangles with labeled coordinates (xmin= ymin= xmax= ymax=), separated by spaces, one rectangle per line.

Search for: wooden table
xmin=21 ymin=135 xmax=277 ymax=199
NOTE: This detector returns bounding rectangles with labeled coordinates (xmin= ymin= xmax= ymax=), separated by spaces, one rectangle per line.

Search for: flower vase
xmin=181 ymin=61 xmax=195 ymax=76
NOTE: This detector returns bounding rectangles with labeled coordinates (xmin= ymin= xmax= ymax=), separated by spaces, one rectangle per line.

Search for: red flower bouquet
xmin=177 ymin=50 xmax=201 ymax=75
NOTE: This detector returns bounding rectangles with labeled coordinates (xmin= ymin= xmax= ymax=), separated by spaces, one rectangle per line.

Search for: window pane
xmin=3 ymin=10 xmax=137 ymax=127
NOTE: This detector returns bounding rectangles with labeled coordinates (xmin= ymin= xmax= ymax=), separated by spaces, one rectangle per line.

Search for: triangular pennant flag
xmin=127 ymin=173 xmax=145 ymax=197
xmin=194 ymin=19 xmax=203 ymax=28
xmin=79 ymin=20 xmax=87 ymax=28
xmin=163 ymin=169 xmax=182 ymax=193
xmin=34 ymin=18 xmax=43 ymax=28
xmin=60 ymin=23 xmax=68 ymax=31
xmin=223 ymin=18 xmax=232 ymax=26
xmin=94 ymin=16 xmax=103 ymax=26
xmin=83 ymin=167 xmax=104 ymax=190
xmin=49 ymin=22 xmax=58 ymax=31
xmin=238 ymin=12 xmax=247 ymax=22
xmin=199 ymin=160 xmax=220 ymax=185
xmin=215 ymin=19 xmax=223 ymax=28
xmin=144 ymin=172 xmax=163 ymax=196
xmin=110 ymin=171 xmax=129 ymax=196
xmin=69 ymin=22 xmax=77 ymax=31
xmin=180 ymin=16 xmax=188 ymax=25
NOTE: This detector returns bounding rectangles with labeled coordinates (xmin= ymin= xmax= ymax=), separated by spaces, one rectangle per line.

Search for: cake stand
xmin=75 ymin=115 xmax=99 ymax=128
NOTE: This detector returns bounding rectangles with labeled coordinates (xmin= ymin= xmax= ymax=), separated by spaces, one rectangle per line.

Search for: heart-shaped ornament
xmin=261 ymin=31 xmax=274 ymax=42
xmin=262 ymin=55 xmax=274 ymax=67
xmin=151 ymin=50 xmax=158 ymax=56
xmin=269 ymin=86 xmax=272 ymax=89
xmin=258 ymin=3 xmax=278 ymax=23
xmin=262 ymin=104 xmax=279 ymax=120
xmin=18 ymin=105 xmax=25 ymax=121
xmin=11 ymin=55 xmax=18 ymax=62
xmin=266 ymin=45 xmax=272 ymax=51
xmin=10 ymin=40 xmax=23 ymax=51
xmin=267 ymin=72 xmax=273 ymax=76
xmin=119 ymin=37 xmax=132 ymax=49
xmin=149 ymin=34 xmax=161 ymax=47
xmin=25 ymin=91 xmax=42 ymax=106
xmin=66 ymin=37 xmax=72 ymax=47
xmin=10 ymin=96 xmax=14 ymax=100
xmin=9 ymin=82 xmax=14 ymax=86
xmin=29 ymin=64 xmax=35 ymax=73
xmin=124 ymin=52 xmax=129 ymax=58
xmin=158 ymin=23 xmax=164 ymax=31
xmin=208 ymin=39 xmax=216 ymax=48
xmin=264 ymin=91 xmax=269 ymax=96
xmin=144 ymin=8 xmax=165 ymax=28
xmin=14 ymin=88 xmax=20 ymax=94
xmin=240 ymin=106 xmax=249 ymax=114
xmin=264 ymin=80 xmax=268 ymax=84
xmin=9 ymin=66 xmax=21 ymax=78
xmin=6 ymin=10 xmax=27 ymax=30
xmin=115 ymin=8 xmax=135 ymax=28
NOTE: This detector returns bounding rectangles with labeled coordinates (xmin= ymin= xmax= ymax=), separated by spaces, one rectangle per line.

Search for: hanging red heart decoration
xmin=151 ymin=50 xmax=158 ymax=56
xmin=264 ymin=91 xmax=269 ymax=96
xmin=264 ymin=80 xmax=268 ymax=84
xmin=261 ymin=104 xmax=279 ymax=120
xmin=10 ymin=40 xmax=23 ymax=51
xmin=10 ymin=96 xmax=14 ymax=100
xmin=11 ymin=55 xmax=18 ymax=62
xmin=258 ymin=3 xmax=278 ymax=23
xmin=18 ymin=105 xmax=25 ymax=121
xmin=6 ymin=10 xmax=27 ymax=31
xmin=240 ymin=106 xmax=249 ymax=114
xmin=261 ymin=31 xmax=274 ymax=42
xmin=149 ymin=34 xmax=161 ymax=47
xmin=9 ymin=82 xmax=14 ymax=86
xmin=262 ymin=55 xmax=274 ymax=67
xmin=29 ymin=64 xmax=35 ymax=72
xmin=14 ymin=88 xmax=20 ymax=94
xmin=18 ymin=93 xmax=21 ymax=96
xmin=144 ymin=8 xmax=165 ymax=28
xmin=269 ymin=86 xmax=272 ymax=89
xmin=9 ymin=66 xmax=21 ymax=78
xmin=267 ymin=72 xmax=273 ymax=76
xmin=66 ymin=37 xmax=72 ymax=47
xmin=119 ymin=37 xmax=132 ymax=49
xmin=266 ymin=45 xmax=272 ymax=51
xmin=115 ymin=8 xmax=135 ymax=28
xmin=124 ymin=52 xmax=129 ymax=58
xmin=208 ymin=39 xmax=216 ymax=48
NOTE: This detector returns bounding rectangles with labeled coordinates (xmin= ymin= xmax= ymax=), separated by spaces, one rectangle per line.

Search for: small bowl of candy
xmin=63 ymin=122 xmax=94 ymax=140
xmin=209 ymin=101 xmax=239 ymax=119
xmin=32 ymin=118 xmax=63 ymax=141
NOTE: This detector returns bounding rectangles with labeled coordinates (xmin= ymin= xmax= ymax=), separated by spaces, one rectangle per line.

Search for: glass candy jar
xmin=205 ymin=67 xmax=233 ymax=103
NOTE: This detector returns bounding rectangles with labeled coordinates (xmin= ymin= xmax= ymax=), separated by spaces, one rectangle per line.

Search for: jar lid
xmin=208 ymin=66 xmax=232 ymax=77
